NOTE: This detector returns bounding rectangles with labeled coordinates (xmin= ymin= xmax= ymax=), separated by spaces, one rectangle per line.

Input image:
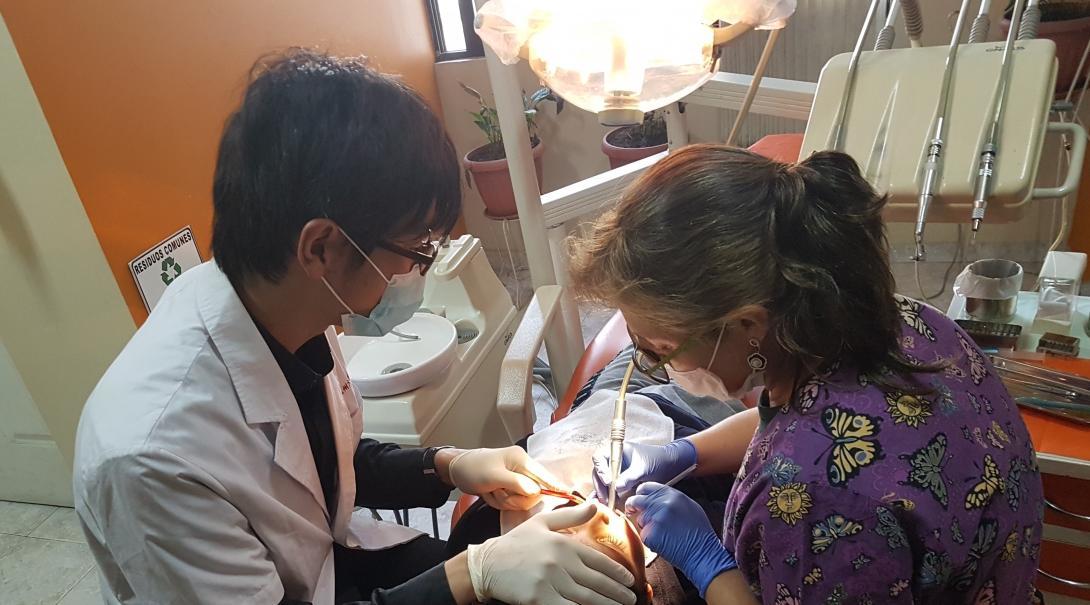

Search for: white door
xmin=0 ymin=343 xmax=72 ymax=505
xmin=0 ymin=15 xmax=135 ymax=504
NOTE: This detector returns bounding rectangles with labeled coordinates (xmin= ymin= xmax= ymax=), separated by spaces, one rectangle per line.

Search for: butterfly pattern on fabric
xmin=873 ymin=505 xmax=909 ymax=549
xmin=917 ymin=549 xmax=953 ymax=591
xmin=772 ymin=584 xmax=801 ymax=605
xmin=896 ymin=295 xmax=936 ymax=341
xmin=720 ymin=297 xmax=1042 ymax=604
xmin=965 ymin=455 xmax=1006 ymax=510
xmin=1006 ymin=458 xmax=1027 ymax=512
xmin=810 ymin=514 xmax=863 ymax=554
xmin=796 ymin=375 xmax=825 ymax=413
xmin=974 ymin=580 xmax=998 ymax=605
xmin=762 ymin=454 xmax=802 ymax=486
xmin=950 ymin=519 xmax=999 ymax=592
xmin=1001 ymin=530 xmax=1020 ymax=562
xmin=851 ymin=554 xmax=872 ymax=570
xmin=814 ymin=406 xmax=884 ymax=486
xmin=956 ymin=331 xmax=988 ymax=385
xmin=900 ymin=433 xmax=950 ymax=508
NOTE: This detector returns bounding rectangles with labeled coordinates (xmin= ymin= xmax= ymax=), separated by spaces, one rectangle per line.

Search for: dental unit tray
xmin=990 ymin=355 xmax=1090 ymax=425
xmin=802 ymin=40 xmax=1086 ymax=224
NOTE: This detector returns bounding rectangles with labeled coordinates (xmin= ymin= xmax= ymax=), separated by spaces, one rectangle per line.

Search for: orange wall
xmin=1 ymin=0 xmax=445 ymax=322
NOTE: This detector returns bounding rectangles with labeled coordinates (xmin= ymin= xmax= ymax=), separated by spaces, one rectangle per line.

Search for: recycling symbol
xmin=160 ymin=257 xmax=182 ymax=285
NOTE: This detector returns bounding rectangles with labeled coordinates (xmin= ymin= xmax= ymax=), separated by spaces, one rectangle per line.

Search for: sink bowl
xmin=340 ymin=313 xmax=457 ymax=397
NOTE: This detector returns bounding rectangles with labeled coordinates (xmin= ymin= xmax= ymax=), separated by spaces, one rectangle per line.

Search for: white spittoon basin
xmin=341 ymin=313 xmax=457 ymax=398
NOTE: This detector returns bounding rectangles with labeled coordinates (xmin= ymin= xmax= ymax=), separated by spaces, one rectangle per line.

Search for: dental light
xmin=474 ymin=0 xmax=796 ymax=126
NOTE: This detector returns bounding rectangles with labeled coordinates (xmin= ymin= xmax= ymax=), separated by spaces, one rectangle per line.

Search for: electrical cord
xmin=915 ymin=224 xmax=965 ymax=302
xmin=501 ymin=218 xmax=521 ymax=309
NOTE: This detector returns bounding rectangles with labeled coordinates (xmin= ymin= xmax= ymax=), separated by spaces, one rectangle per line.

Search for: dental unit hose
xmin=970 ymin=0 xmax=1025 ymax=239
xmin=900 ymin=0 xmax=924 ymax=47
xmin=874 ymin=1 xmax=900 ymax=51
xmin=1019 ymin=0 xmax=1041 ymax=41
xmin=968 ymin=0 xmax=992 ymax=44
xmin=913 ymin=0 xmax=973 ymax=261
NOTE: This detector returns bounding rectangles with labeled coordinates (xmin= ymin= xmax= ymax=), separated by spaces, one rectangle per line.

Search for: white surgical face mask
xmin=321 ymin=227 xmax=425 ymax=337
xmin=668 ymin=325 xmax=765 ymax=401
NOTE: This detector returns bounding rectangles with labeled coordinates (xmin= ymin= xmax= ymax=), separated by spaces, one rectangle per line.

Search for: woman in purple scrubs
xmin=570 ymin=145 xmax=1044 ymax=604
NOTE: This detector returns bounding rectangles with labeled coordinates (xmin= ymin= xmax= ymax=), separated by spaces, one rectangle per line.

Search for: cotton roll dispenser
xmin=953 ymin=259 xmax=1024 ymax=322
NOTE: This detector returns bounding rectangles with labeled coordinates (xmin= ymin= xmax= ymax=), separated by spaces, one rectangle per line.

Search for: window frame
xmin=426 ymin=0 xmax=485 ymax=62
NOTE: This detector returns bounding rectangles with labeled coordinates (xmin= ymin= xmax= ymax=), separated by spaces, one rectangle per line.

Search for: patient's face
xmin=557 ymin=501 xmax=654 ymax=605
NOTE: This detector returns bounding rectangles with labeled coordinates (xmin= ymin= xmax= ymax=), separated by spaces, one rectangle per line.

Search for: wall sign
xmin=128 ymin=226 xmax=202 ymax=312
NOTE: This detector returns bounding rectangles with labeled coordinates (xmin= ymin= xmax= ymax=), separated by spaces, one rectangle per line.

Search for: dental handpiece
xmin=606 ymin=361 xmax=637 ymax=511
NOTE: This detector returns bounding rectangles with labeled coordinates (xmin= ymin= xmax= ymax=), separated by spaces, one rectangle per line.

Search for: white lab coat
xmin=73 ymin=261 xmax=422 ymax=605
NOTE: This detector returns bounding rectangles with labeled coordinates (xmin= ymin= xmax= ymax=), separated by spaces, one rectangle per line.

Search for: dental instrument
xmin=606 ymin=361 xmax=637 ymax=511
xmin=969 ymin=0 xmax=1025 ymax=240
xmin=827 ymin=0 xmax=882 ymax=151
xmin=912 ymin=0 xmax=974 ymax=261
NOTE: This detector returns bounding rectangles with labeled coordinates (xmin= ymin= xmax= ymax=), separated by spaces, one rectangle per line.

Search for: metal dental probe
xmin=913 ymin=0 xmax=974 ymax=261
xmin=970 ymin=0 xmax=1025 ymax=243
xmin=606 ymin=361 xmax=637 ymax=512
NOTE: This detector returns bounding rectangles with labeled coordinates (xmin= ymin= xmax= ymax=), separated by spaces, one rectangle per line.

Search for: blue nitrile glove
xmin=625 ymin=482 xmax=737 ymax=598
xmin=592 ymin=439 xmax=697 ymax=505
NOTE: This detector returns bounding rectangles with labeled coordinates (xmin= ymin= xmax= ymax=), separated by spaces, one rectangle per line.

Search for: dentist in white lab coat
xmin=73 ymin=49 xmax=637 ymax=605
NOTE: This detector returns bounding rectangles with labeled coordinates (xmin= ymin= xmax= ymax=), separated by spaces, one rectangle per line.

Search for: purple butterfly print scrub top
xmin=722 ymin=295 xmax=1044 ymax=604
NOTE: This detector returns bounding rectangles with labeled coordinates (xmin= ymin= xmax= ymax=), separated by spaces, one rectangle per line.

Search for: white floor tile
xmin=57 ymin=568 xmax=102 ymax=605
xmin=0 ymin=533 xmax=24 ymax=559
xmin=0 ymin=537 xmax=93 ymax=605
xmin=28 ymin=508 xmax=85 ymax=543
xmin=0 ymin=502 xmax=56 ymax=536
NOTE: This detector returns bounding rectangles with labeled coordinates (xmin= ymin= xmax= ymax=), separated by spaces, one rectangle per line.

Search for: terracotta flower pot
xmin=1001 ymin=15 xmax=1090 ymax=95
xmin=601 ymin=128 xmax=669 ymax=170
xmin=463 ymin=140 xmax=545 ymax=219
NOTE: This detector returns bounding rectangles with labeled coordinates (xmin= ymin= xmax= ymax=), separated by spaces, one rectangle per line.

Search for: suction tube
xmin=913 ymin=0 xmax=974 ymax=261
xmin=827 ymin=0 xmax=882 ymax=150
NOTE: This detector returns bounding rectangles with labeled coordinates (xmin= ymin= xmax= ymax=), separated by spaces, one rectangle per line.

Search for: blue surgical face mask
xmin=321 ymin=227 xmax=425 ymax=337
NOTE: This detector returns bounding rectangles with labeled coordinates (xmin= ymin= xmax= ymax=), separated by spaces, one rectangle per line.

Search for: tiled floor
xmin=0 ymin=503 xmax=98 ymax=605
xmin=0 ymin=498 xmax=460 ymax=605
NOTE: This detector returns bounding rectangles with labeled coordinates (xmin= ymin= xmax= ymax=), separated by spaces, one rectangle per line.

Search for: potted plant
xmin=1002 ymin=0 xmax=1090 ymax=95
xmin=461 ymin=83 xmax=563 ymax=218
xmin=601 ymin=110 xmax=669 ymax=169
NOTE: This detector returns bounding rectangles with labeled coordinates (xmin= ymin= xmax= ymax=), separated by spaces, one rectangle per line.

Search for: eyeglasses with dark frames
xmin=376 ymin=230 xmax=440 ymax=275
xmin=627 ymin=328 xmax=699 ymax=385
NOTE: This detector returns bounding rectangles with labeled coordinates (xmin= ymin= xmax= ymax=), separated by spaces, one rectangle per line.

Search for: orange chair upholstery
xmin=746 ymin=133 xmax=804 ymax=163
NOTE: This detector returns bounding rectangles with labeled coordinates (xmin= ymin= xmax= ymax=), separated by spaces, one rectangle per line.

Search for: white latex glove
xmin=467 ymin=503 xmax=638 ymax=605
xmin=449 ymin=446 xmax=561 ymax=510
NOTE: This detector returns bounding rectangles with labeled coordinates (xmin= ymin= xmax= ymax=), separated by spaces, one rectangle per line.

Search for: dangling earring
xmin=747 ymin=338 xmax=768 ymax=372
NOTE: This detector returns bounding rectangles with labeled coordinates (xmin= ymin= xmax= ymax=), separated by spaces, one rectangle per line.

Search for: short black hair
xmin=212 ymin=48 xmax=461 ymax=284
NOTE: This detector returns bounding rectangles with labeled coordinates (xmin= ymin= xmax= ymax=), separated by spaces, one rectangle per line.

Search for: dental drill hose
xmin=1019 ymin=0 xmax=1041 ymax=41
xmin=901 ymin=0 xmax=924 ymax=47
xmin=874 ymin=1 xmax=900 ymax=51
xmin=968 ymin=0 xmax=993 ymax=44
xmin=606 ymin=362 xmax=636 ymax=511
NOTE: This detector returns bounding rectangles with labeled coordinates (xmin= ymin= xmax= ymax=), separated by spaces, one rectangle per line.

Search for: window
xmin=426 ymin=0 xmax=484 ymax=61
